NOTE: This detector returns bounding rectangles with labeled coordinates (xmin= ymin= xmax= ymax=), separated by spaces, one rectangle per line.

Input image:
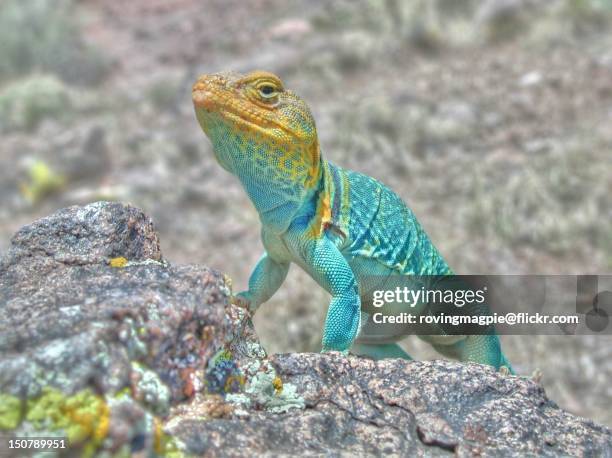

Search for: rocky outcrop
xmin=1 ymin=202 xmax=611 ymax=456
xmin=169 ymin=353 xmax=612 ymax=457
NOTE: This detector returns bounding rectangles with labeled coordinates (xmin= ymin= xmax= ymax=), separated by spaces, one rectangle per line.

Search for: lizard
xmin=192 ymin=70 xmax=514 ymax=373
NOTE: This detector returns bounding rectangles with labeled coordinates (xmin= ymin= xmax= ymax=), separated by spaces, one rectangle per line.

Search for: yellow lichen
xmin=64 ymin=391 xmax=110 ymax=442
xmin=223 ymin=375 xmax=246 ymax=393
xmin=0 ymin=393 xmax=21 ymax=429
xmin=25 ymin=387 xmax=110 ymax=453
xmin=272 ymin=376 xmax=283 ymax=394
xmin=153 ymin=417 xmax=184 ymax=456
xmin=2 ymin=387 xmax=183 ymax=456
xmin=153 ymin=417 xmax=164 ymax=455
xmin=109 ymin=257 xmax=128 ymax=268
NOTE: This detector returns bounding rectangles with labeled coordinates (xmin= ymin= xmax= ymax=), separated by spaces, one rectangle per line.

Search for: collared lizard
xmin=192 ymin=70 xmax=513 ymax=373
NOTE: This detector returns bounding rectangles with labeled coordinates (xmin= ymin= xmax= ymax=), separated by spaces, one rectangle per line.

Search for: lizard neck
xmin=209 ymin=128 xmax=323 ymax=233
xmin=200 ymin=104 xmax=326 ymax=234
xmin=245 ymin=153 xmax=323 ymax=235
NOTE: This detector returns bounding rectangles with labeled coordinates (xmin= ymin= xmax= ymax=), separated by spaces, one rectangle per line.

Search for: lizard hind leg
xmin=456 ymin=335 xmax=515 ymax=374
xmin=352 ymin=343 xmax=413 ymax=360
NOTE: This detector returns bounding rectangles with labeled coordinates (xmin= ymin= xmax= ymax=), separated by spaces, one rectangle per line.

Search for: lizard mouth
xmin=191 ymin=88 xmax=216 ymax=111
xmin=193 ymin=86 xmax=300 ymax=143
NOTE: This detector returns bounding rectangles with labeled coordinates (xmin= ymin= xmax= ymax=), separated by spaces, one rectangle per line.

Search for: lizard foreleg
xmin=303 ymin=235 xmax=361 ymax=352
xmin=234 ymin=253 xmax=289 ymax=313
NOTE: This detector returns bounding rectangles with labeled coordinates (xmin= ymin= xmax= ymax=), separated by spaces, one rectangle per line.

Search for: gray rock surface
xmin=0 ymin=201 xmax=243 ymax=454
xmin=0 ymin=202 xmax=611 ymax=456
xmin=169 ymin=353 xmax=612 ymax=457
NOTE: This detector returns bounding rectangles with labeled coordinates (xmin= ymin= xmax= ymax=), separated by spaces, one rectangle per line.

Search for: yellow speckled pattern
xmin=193 ymin=71 xmax=324 ymax=233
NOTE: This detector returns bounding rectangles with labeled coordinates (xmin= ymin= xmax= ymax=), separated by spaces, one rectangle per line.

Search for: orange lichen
xmin=63 ymin=394 xmax=110 ymax=442
xmin=272 ymin=376 xmax=283 ymax=394
xmin=180 ymin=368 xmax=196 ymax=398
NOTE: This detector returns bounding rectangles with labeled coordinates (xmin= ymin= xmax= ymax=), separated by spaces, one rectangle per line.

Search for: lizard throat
xmin=204 ymin=121 xmax=323 ymax=233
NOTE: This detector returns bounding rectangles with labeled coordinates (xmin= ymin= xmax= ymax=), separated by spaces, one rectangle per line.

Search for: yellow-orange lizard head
xmin=192 ymin=70 xmax=321 ymax=190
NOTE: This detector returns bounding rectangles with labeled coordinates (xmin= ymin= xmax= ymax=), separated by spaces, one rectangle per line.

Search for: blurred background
xmin=0 ymin=0 xmax=611 ymax=425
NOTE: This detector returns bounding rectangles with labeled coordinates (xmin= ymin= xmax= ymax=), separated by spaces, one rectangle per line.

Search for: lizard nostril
xmin=192 ymin=90 xmax=215 ymax=109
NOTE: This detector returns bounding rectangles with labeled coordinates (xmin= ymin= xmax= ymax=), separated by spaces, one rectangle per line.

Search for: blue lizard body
xmin=193 ymin=70 xmax=513 ymax=372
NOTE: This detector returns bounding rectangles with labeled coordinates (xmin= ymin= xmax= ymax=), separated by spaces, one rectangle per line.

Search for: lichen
xmin=244 ymin=340 xmax=268 ymax=361
xmin=131 ymin=362 xmax=171 ymax=416
xmin=0 ymin=355 xmax=186 ymax=455
xmin=205 ymin=349 xmax=245 ymax=395
xmin=24 ymin=387 xmax=110 ymax=455
xmin=0 ymin=393 xmax=21 ymax=429
xmin=117 ymin=318 xmax=147 ymax=359
xmin=247 ymin=370 xmax=304 ymax=413
xmin=227 ymin=368 xmax=304 ymax=414
xmin=109 ymin=256 xmax=128 ymax=268
xmin=153 ymin=417 xmax=189 ymax=457
xmin=272 ymin=376 xmax=283 ymax=394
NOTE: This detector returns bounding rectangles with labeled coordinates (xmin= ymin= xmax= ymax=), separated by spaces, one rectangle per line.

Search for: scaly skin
xmin=192 ymin=70 xmax=513 ymax=372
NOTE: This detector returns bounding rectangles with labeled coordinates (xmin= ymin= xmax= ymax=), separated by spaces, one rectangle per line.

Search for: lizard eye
xmin=258 ymin=84 xmax=277 ymax=98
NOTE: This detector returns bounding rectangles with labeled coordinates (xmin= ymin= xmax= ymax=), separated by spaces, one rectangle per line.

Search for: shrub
xmin=0 ymin=74 xmax=72 ymax=131
xmin=0 ymin=0 xmax=110 ymax=85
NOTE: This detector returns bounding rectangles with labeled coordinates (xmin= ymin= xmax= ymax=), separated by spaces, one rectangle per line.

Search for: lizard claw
xmin=531 ymin=368 xmax=543 ymax=384
xmin=231 ymin=292 xmax=253 ymax=312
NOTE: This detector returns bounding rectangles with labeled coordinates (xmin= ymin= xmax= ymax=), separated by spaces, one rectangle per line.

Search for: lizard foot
xmin=499 ymin=365 xmax=511 ymax=376
xmin=231 ymin=295 xmax=250 ymax=309
xmin=320 ymin=348 xmax=350 ymax=356
xmin=231 ymin=291 xmax=257 ymax=314
xmin=531 ymin=368 xmax=543 ymax=384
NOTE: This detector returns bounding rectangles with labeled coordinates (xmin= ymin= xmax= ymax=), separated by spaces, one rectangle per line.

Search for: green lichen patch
xmin=25 ymin=388 xmax=110 ymax=448
xmin=0 ymin=393 xmax=21 ymax=429
xmin=154 ymin=418 xmax=190 ymax=457
xmin=1 ymin=386 xmax=183 ymax=456
xmin=131 ymin=362 xmax=171 ymax=416
xmin=0 ymin=387 xmax=113 ymax=456
xmin=227 ymin=368 xmax=305 ymax=414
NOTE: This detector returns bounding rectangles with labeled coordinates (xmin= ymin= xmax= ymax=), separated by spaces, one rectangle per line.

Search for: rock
xmin=168 ymin=353 xmax=612 ymax=456
xmin=268 ymin=18 xmax=312 ymax=40
xmin=1 ymin=202 xmax=611 ymax=456
xmin=0 ymin=201 xmax=253 ymax=454
xmin=7 ymin=201 xmax=161 ymax=265
xmin=520 ymin=71 xmax=544 ymax=87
